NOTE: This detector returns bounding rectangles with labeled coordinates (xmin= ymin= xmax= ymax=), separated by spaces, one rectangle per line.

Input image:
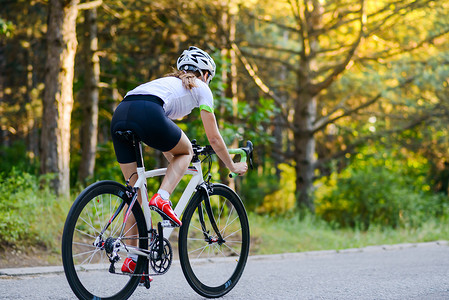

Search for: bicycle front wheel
xmin=61 ymin=181 xmax=148 ymax=300
xmin=178 ymin=183 xmax=250 ymax=298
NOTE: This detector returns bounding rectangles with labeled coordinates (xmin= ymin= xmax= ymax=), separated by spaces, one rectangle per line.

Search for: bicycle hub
xmin=104 ymin=237 xmax=120 ymax=254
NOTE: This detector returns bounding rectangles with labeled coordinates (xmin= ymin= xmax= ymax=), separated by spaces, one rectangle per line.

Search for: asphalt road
xmin=1 ymin=242 xmax=448 ymax=299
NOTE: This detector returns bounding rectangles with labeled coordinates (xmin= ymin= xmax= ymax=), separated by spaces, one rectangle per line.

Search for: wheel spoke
xmin=78 ymin=215 xmax=101 ymax=236
xmin=63 ymin=182 xmax=148 ymax=299
xmin=179 ymin=185 xmax=249 ymax=297
xmin=75 ymin=227 xmax=97 ymax=239
xmin=222 ymin=242 xmax=241 ymax=257
xmin=73 ymin=248 xmax=98 ymax=258
xmin=189 ymin=243 xmax=208 ymax=259
xmin=72 ymin=241 xmax=96 ymax=248
xmin=221 ymin=209 xmax=237 ymax=235
xmin=223 ymin=227 xmax=242 ymax=240
xmin=187 ymin=237 xmax=207 ymax=241
xmin=93 ymin=195 xmax=102 ymax=233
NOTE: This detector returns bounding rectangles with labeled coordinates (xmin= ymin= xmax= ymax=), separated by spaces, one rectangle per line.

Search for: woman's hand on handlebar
xmin=230 ymin=162 xmax=248 ymax=176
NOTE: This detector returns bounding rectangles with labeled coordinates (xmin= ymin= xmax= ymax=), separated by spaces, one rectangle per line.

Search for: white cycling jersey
xmin=125 ymin=76 xmax=214 ymax=120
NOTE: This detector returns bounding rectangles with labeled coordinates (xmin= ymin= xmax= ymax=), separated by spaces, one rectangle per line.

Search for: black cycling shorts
xmin=110 ymin=95 xmax=182 ymax=163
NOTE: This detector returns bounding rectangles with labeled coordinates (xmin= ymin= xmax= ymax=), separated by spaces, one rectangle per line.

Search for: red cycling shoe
xmin=148 ymin=193 xmax=182 ymax=227
xmin=121 ymin=257 xmax=153 ymax=283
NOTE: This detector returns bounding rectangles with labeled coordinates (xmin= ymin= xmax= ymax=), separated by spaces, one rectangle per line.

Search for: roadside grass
xmin=248 ymin=212 xmax=449 ymax=255
xmin=1 ymin=169 xmax=448 ymax=267
xmin=1 ymin=208 xmax=448 ymax=268
xmin=33 ymin=207 xmax=449 ymax=257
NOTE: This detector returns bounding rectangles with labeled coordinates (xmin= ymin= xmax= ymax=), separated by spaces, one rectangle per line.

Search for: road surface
xmin=1 ymin=242 xmax=448 ymax=299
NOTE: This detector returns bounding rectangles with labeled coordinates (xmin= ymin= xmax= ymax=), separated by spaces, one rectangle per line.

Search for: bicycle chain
xmin=121 ymin=237 xmax=153 ymax=240
xmin=107 ymin=236 xmax=171 ymax=277
xmin=114 ymin=271 xmax=163 ymax=277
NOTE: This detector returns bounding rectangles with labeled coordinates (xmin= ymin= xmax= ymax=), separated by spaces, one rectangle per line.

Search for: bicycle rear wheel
xmin=62 ymin=181 xmax=148 ymax=300
xmin=178 ymin=183 xmax=250 ymax=298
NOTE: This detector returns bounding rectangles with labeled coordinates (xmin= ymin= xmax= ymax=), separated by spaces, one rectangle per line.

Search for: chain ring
xmin=149 ymin=237 xmax=173 ymax=275
xmin=105 ymin=234 xmax=173 ymax=277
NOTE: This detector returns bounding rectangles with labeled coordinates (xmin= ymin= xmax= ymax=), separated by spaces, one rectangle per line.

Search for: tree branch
xmin=77 ymin=0 xmax=102 ymax=10
xmin=291 ymin=0 xmax=307 ymax=61
xmin=242 ymin=10 xmax=300 ymax=33
xmin=314 ymin=110 xmax=431 ymax=171
xmin=357 ymin=28 xmax=449 ymax=62
xmin=313 ymin=6 xmax=362 ymax=37
xmin=236 ymin=42 xmax=301 ymax=56
xmin=238 ymin=47 xmax=299 ymax=73
xmin=230 ymin=42 xmax=291 ymax=128
xmin=287 ymin=0 xmax=302 ymax=31
xmin=309 ymin=0 xmax=365 ymax=95
xmin=362 ymin=0 xmax=434 ymax=39
xmin=312 ymin=76 xmax=414 ymax=134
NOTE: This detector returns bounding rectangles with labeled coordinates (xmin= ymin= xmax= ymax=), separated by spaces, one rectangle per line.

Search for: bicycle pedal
xmin=160 ymin=220 xmax=176 ymax=228
xmin=139 ymin=281 xmax=151 ymax=289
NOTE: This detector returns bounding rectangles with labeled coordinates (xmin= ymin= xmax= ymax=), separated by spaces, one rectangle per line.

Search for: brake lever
xmin=249 ymin=152 xmax=254 ymax=169
xmin=242 ymin=141 xmax=254 ymax=169
xmin=227 ymin=140 xmax=254 ymax=178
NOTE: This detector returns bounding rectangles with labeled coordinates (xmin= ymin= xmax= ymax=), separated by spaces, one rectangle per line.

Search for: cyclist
xmin=110 ymin=46 xmax=248 ymax=278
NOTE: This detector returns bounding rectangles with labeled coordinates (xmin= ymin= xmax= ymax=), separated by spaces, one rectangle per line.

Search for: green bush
xmin=92 ymin=141 xmax=124 ymax=183
xmin=315 ymin=148 xmax=448 ymax=229
xmin=253 ymin=163 xmax=296 ymax=215
xmin=0 ymin=169 xmax=63 ymax=248
xmin=240 ymin=168 xmax=280 ymax=211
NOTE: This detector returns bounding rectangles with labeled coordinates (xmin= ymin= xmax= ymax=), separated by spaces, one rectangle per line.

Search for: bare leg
xmin=160 ymin=131 xmax=193 ymax=194
xmin=119 ymin=131 xmax=192 ymax=244
xmin=163 ymin=152 xmax=174 ymax=163
xmin=119 ymin=162 xmax=153 ymax=280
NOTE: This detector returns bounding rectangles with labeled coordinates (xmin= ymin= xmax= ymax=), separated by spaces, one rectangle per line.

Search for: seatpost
xmin=133 ymin=135 xmax=145 ymax=169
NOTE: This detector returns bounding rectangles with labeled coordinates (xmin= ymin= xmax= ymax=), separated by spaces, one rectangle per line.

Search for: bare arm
xmin=200 ymin=110 xmax=247 ymax=175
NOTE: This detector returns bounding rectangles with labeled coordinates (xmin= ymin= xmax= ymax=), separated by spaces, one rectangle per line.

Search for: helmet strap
xmin=198 ymin=69 xmax=212 ymax=85
xmin=198 ymin=69 xmax=205 ymax=80
xmin=206 ymin=74 xmax=212 ymax=85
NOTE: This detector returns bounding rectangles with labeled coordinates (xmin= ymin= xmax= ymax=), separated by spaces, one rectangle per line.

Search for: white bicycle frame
xmin=111 ymin=137 xmax=250 ymax=260
xmin=120 ymin=159 xmax=205 ymax=258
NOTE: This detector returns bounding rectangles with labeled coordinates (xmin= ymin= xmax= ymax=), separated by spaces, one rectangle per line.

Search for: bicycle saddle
xmin=115 ymin=130 xmax=141 ymax=143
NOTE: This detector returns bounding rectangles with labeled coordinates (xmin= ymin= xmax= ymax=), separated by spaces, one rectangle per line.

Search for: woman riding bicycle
xmin=110 ymin=46 xmax=248 ymax=276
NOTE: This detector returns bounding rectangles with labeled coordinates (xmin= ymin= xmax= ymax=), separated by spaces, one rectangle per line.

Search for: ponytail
xmin=164 ymin=69 xmax=200 ymax=90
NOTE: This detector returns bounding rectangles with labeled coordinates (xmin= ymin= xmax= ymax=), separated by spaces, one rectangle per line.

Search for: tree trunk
xmin=0 ymin=36 xmax=5 ymax=147
xmin=294 ymin=91 xmax=317 ymax=211
xmin=41 ymin=0 xmax=79 ymax=196
xmin=273 ymin=31 xmax=290 ymax=177
xmin=78 ymin=8 xmax=99 ymax=183
xmin=293 ymin=0 xmax=321 ymax=211
xmin=219 ymin=6 xmax=238 ymax=190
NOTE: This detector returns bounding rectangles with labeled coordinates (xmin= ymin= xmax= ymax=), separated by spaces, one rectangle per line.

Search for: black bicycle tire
xmin=178 ymin=183 xmax=250 ymax=298
xmin=61 ymin=180 xmax=148 ymax=300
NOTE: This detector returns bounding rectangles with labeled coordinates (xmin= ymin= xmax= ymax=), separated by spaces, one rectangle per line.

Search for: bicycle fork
xmin=197 ymin=185 xmax=225 ymax=245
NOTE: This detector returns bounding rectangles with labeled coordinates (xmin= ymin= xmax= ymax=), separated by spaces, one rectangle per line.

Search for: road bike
xmin=61 ymin=130 xmax=254 ymax=299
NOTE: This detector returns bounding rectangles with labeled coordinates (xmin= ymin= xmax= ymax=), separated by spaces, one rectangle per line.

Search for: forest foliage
xmin=1 ymin=0 xmax=449 ymax=248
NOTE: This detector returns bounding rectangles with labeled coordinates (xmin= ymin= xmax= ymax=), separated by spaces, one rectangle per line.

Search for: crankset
xmin=149 ymin=236 xmax=173 ymax=274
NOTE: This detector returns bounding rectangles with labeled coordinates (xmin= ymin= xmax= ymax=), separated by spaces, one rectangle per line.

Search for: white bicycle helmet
xmin=177 ymin=46 xmax=216 ymax=84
